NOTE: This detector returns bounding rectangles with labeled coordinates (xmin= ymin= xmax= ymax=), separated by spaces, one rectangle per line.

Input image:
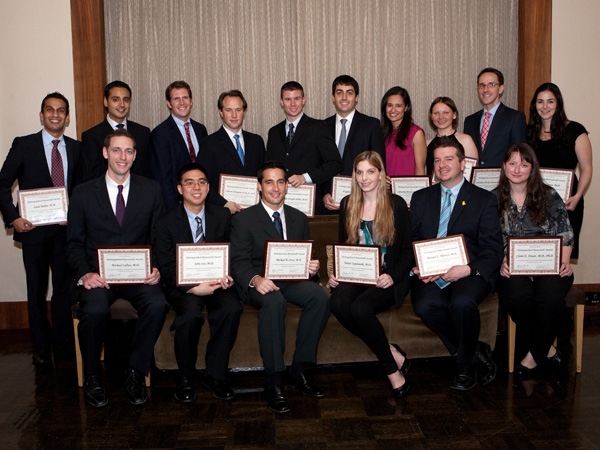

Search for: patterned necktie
xmin=480 ymin=111 xmax=491 ymax=150
xmin=50 ymin=139 xmax=65 ymax=187
xmin=184 ymin=122 xmax=196 ymax=162
xmin=234 ymin=134 xmax=245 ymax=166
xmin=272 ymin=211 xmax=283 ymax=238
xmin=115 ymin=184 xmax=125 ymax=226
xmin=195 ymin=216 xmax=205 ymax=243
xmin=435 ymin=190 xmax=452 ymax=289
xmin=338 ymin=119 xmax=348 ymax=157
xmin=288 ymin=123 xmax=295 ymax=146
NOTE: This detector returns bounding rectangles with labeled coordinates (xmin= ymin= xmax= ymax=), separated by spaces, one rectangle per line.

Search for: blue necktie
xmin=234 ymin=134 xmax=244 ymax=166
xmin=338 ymin=119 xmax=347 ymax=157
xmin=116 ymin=123 xmax=125 ymax=129
xmin=195 ymin=216 xmax=205 ymax=243
xmin=435 ymin=190 xmax=452 ymax=289
xmin=272 ymin=211 xmax=283 ymax=238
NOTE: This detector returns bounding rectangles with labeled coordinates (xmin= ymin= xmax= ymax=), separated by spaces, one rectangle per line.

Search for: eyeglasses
xmin=477 ymin=82 xmax=499 ymax=90
xmin=181 ymin=179 xmax=208 ymax=187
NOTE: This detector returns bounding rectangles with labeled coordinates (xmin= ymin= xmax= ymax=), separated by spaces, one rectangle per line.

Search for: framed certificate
xmin=540 ymin=168 xmax=574 ymax=202
xmin=18 ymin=186 xmax=68 ymax=226
xmin=97 ymin=246 xmax=152 ymax=284
xmin=413 ymin=234 xmax=469 ymax=278
xmin=431 ymin=157 xmax=478 ymax=184
xmin=285 ymin=184 xmax=316 ymax=217
xmin=176 ymin=243 xmax=230 ymax=286
xmin=333 ymin=244 xmax=381 ymax=285
xmin=390 ymin=176 xmax=430 ymax=208
xmin=263 ymin=240 xmax=313 ymax=280
xmin=331 ymin=176 xmax=353 ymax=206
xmin=218 ymin=174 xmax=259 ymax=208
xmin=471 ymin=167 xmax=501 ymax=191
xmin=507 ymin=236 xmax=562 ymax=276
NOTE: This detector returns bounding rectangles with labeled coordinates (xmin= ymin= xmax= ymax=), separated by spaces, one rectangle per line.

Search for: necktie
xmin=50 ymin=140 xmax=65 ymax=187
xmin=288 ymin=123 xmax=295 ymax=146
xmin=184 ymin=122 xmax=196 ymax=162
xmin=195 ymin=216 xmax=205 ymax=243
xmin=480 ymin=111 xmax=491 ymax=149
xmin=435 ymin=190 xmax=452 ymax=289
xmin=234 ymin=134 xmax=245 ymax=166
xmin=115 ymin=184 xmax=125 ymax=226
xmin=338 ymin=118 xmax=348 ymax=157
xmin=115 ymin=123 xmax=125 ymax=129
xmin=272 ymin=211 xmax=283 ymax=238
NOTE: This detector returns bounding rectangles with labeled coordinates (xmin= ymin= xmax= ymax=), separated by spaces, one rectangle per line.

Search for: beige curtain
xmin=104 ymin=0 xmax=519 ymax=141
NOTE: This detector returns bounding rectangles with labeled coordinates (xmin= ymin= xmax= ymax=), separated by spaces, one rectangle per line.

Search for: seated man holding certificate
xmin=328 ymin=151 xmax=413 ymax=397
xmin=230 ymin=161 xmax=330 ymax=414
xmin=494 ymin=144 xmax=574 ymax=378
xmin=410 ymin=136 xmax=503 ymax=391
xmin=155 ymin=162 xmax=242 ymax=403
xmin=66 ymin=129 xmax=170 ymax=408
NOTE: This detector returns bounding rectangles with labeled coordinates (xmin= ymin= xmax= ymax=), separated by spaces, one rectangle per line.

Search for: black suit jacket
xmin=230 ymin=203 xmax=310 ymax=298
xmin=155 ymin=203 xmax=231 ymax=297
xmin=65 ymin=174 xmax=165 ymax=280
xmin=0 ymin=131 xmax=81 ymax=244
xmin=79 ymin=119 xmax=152 ymax=183
xmin=198 ymin=126 xmax=265 ymax=206
xmin=410 ymin=181 xmax=503 ymax=288
xmin=151 ymin=115 xmax=208 ymax=210
xmin=463 ymin=103 xmax=526 ymax=166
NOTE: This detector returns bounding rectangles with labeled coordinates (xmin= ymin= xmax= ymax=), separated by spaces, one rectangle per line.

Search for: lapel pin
xmin=462 ymin=201 xmax=466 ymax=206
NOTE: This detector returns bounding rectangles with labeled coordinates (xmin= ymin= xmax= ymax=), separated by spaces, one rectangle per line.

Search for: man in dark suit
xmin=198 ymin=90 xmax=265 ymax=214
xmin=230 ymin=161 xmax=330 ymax=414
xmin=463 ymin=67 xmax=526 ymax=166
xmin=78 ymin=80 xmax=152 ymax=183
xmin=266 ymin=81 xmax=342 ymax=214
xmin=155 ymin=162 xmax=242 ymax=403
xmin=151 ymin=81 xmax=208 ymax=210
xmin=66 ymin=129 xmax=170 ymax=408
xmin=410 ymin=136 xmax=503 ymax=391
xmin=0 ymin=92 xmax=80 ymax=366
xmin=323 ymin=75 xmax=385 ymax=212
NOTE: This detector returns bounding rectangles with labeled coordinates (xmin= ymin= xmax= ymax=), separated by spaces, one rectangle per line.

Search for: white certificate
xmin=333 ymin=244 xmax=381 ymax=285
xmin=218 ymin=174 xmax=260 ymax=208
xmin=97 ymin=246 xmax=151 ymax=284
xmin=540 ymin=168 xmax=574 ymax=202
xmin=176 ymin=243 xmax=230 ymax=286
xmin=331 ymin=176 xmax=353 ymax=206
xmin=413 ymin=234 xmax=469 ymax=278
xmin=507 ymin=236 xmax=562 ymax=276
xmin=285 ymin=184 xmax=316 ymax=217
xmin=390 ymin=176 xmax=430 ymax=208
xmin=263 ymin=240 xmax=313 ymax=280
xmin=471 ymin=168 xmax=501 ymax=191
xmin=18 ymin=186 xmax=68 ymax=226
xmin=431 ymin=157 xmax=478 ymax=184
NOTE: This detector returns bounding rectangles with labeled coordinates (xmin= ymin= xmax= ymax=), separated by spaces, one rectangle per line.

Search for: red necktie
xmin=184 ymin=122 xmax=196 ymax=162
xmin=480 ymin=112 xmax=491 ymax=150
xmin=115 ymin=184 xmax=125 ymax=226
xmin=51 ymin=139 xmax=65 ymax=186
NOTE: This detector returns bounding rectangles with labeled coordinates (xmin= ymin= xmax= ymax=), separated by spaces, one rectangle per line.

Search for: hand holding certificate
xmin=18 ymin=186 xmax=68 ymax=226
xmin=97 ymin=246 xmax=152 ymax=284
xmin=262 ymin=240 xmax=313 ymax=280
xmin=413 ymin=235 xmax=469 ymax=278
xmin=507 ymin=237 xmax=562 ymax=276
xmin=176 ymin=243 xmax=230 ymax=285
xmin=333 ymin=244 xmax=381 ymax=285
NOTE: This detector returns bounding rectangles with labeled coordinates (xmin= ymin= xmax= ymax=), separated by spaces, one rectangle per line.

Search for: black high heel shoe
xmin=392 ymin=379 xmax=411 ymax=398
xmin=390 ymin=343 xmax=411 ymax=376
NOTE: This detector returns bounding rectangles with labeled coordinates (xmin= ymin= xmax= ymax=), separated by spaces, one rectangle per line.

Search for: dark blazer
xmin=79 ymin=119 xmax=152 ymax=183
xmin=151 ymin=115 xmax=208 ymax=210
xmin=410 ymin=181 xmax=503 ymax=288
xmin=338 ymin=194 xmax=413 ymax=307
xmin=155 ymin=203 xmax=231 ymax=297
xmin=198 ymin=126 xmax=265 ymax=206
xmin=463 ymin=102 xmax=526 ymax=166
xmin=65 ymin=174 xmax=165 ymax=281
xmin=323 ymin=110 xmax=385 ymax=195
xmin=230 ymin=203 xmax=310 ymax=298
xmin=0 ymin=131 xmax=81 ymax=244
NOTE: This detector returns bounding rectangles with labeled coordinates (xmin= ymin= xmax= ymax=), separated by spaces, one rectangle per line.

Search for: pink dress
xmin=385 ymin=123 xmax=424 ymax=176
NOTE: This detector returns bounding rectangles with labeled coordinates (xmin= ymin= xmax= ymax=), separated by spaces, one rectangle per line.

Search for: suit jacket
xmin=65 ymin=174 xmax=165 ymax=280
xmin=410 ymin=181 xmax=503 ymax=288
xmin=230 ymin=203 xmax=310 ymax=298
xmin=0 ymin=131 xmax=81 ymax=244
xmin=463 ymin=102 xmax=526 ymax=166
xmin=79 ymin=119 xmax=152 ymax=183
xmin=155 ymin=203 xmax=231 ymax=297
xmin=151 ymin=115 xmax=208 ymax=210
xmin=323 ymin=110 xmax=385 ymax=195
xmin=338 ymin=194 xmax=413 ymax=307
xmin=198 ymin=126 xmax=265 ymax=206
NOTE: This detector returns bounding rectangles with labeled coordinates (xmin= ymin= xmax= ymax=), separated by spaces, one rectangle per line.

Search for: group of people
xmin=0 ymin=67 xmax=591 ymax=413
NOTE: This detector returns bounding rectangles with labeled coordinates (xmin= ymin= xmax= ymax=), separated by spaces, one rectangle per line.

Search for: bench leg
xmin=507 ymin=315 xmax=516 ymax=373
xmin=73 ymin=317 xmax=84 ymax=387
xmin=574 ymin=304 xmax=584 ymax=373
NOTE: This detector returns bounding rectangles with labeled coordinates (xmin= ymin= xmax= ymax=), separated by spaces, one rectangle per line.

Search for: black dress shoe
xmin=174 ymin=375 xmax=196 ymax=403
xmin=451 ymin=365 xmax=477 ymax=391
xmin=390 ymin=343 xmax=411 ymax=376
xmin=125 ymin=368 xmax=147 ymax=405
xmin=548 ymin=349 xmax=564 ymax=367
xmin=475 ymin=341 xmax=497 ymax=386
xmin=266 ymin=385 xmax=290 ymax=414
xmin=83 ymin=374 xmax=108 ymax=408
xmin=392 ymin=380 xmax=411 ymax=398
xmin=289 ymin=372 xmax=324 ymax=398
xmin=32 ymin=350 xmax=52 ymax=366
xmin=198 ymin=373 xmax=235 ymax=400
